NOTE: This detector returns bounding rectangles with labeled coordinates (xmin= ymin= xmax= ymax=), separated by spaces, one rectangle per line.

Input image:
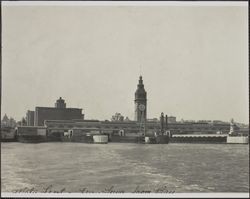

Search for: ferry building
xmin=24 ymin=76 xmax=235 ymax=136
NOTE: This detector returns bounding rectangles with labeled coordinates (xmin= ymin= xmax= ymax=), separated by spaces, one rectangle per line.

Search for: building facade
xmin=26 ymin=97 xmax=84 ymax=126
xmin=34 ymin=107 xmax=84 ymax=126
xmin=26 ymin=110 xmax=35 ymax=126
xmin=168 ymin=116 xmax=177 ymax=123
xmin=1 ymin=114 xmax=17 ymax=127
xmin=44 ymin=119 xmax=234 ymax=136
xmin=24 ymin=77 xmax=242 ymax=135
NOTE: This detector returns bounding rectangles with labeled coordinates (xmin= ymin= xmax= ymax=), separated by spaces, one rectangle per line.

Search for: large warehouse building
xmin=42 ymin=76 xmax=234 ymax=135
xmin=24 ymin=76 xmax=236 ymax=135
xmin=26 ymin=97 xmax=84 ymax=126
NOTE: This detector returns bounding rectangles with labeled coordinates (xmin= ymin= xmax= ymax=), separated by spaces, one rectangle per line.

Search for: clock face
xmin=138 ymin=104 xmax=145 ymax=111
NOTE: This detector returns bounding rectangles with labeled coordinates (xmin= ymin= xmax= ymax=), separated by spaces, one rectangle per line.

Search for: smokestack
xmin=165 ymin=115 xmax=168 ymax=130
xmin=160 ymin=112 xmax=164 ymax=135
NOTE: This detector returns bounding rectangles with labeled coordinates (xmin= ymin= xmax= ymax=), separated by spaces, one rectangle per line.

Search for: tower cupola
xmin=55 ymin=97 xmax=66 ymax=108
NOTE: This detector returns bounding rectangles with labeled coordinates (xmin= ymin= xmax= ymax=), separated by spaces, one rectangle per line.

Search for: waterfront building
xmin=41 ymin=76 xmax=236 ymax=135
xmin=1 ymin=114 xmax=17 ymax=128
xmin=168 ymin=116 xmax=177 ymax=123
xmin=147 ymin=118 xmax=159 ymax=122
xmin=43 ymin=118 xmax=235 ymax=137
xmin=21 ymin=76 xmax=241 ymax=135
xmin=1 ymin=114 xmax=10 ymax=127
xmin=111 ymin=113 xmax=125 ymax=122
xmin=26 ymin=110 xmax=34 ymax=126
xmin=21 ymin=117 xmax=27 ymax=126
xmin=34 ymin=97 xmax=84 ymax=126
xmin=25 ymin=97 xmax=84 ymax=126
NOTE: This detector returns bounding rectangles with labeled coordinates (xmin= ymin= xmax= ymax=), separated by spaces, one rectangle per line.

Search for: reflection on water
xmin=1 ymin=143 xmax=249 ymax=192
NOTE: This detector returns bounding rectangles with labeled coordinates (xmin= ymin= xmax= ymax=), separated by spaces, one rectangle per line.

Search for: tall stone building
xmin=134 ymin=76 xmax=147 ymax=122
xmin=32 ymin=97 xmax=84 ymax=126
xmin=26 ymin=110 xmax=35 ymax=126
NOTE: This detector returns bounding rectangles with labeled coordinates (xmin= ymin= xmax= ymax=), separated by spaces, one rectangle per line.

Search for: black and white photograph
xmin=1 ymin=1 xmax=249 ymax=198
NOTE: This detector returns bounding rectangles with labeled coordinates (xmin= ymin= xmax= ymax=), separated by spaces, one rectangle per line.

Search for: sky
xmin=1 ymin=3 xmax=249 ymax=123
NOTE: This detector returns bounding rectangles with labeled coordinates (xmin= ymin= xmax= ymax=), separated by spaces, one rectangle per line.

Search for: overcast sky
xmin=1 ymin=4 xmax=248 ymax=123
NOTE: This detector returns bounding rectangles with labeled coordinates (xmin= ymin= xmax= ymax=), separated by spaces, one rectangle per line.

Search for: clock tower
xmin=135 ymin=76 xmax=147 ymax=122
